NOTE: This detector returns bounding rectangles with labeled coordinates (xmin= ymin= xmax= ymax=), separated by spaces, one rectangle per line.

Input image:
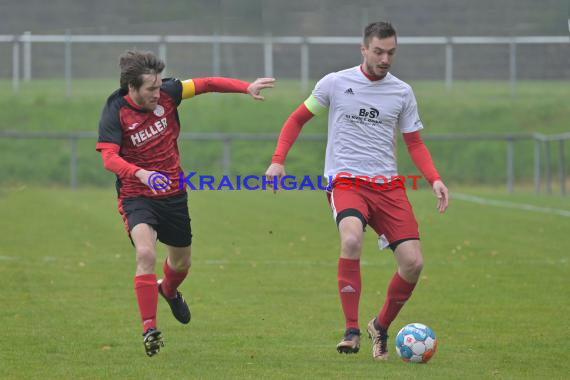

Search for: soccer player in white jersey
xmin=265 ymin=22 xmax=448 ymax=360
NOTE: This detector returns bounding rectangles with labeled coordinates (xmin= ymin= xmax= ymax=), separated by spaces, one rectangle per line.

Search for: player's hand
xmin=432 ymin=179 xmax=449 ymax=213
xmin=247 ymin=77 xmax=275 ymax=100
xmin=264 ymin=163 xmax=285 ymax=194
xmin=135 ymin=169 xmax=171 ymax=195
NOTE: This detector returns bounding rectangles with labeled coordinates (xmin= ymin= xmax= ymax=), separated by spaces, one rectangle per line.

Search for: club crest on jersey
xmin=153 ymin=104 xmax=165 ymax=117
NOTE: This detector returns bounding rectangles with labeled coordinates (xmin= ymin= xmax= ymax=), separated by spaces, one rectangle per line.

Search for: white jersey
xmin=308 ymin=66 xmax=423 ymax=182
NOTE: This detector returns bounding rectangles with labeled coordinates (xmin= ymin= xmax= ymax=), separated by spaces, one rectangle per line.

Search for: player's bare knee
xmin=179 ymin=256 xmax=191 ymax=271
xmin=341 ymin=235 xmax=362 ymax=258
xmin=136 ymin=246 xmax=156 ymax=267
xmin=401 ymin=254 xmax=423 ymax=278
xmin=167 ymin=246 xmax=191 ymax=271
xmin=170 ymin=256 xmax=191 ymax=271
xmin=412 ymin=255 xmax=424 ymax=276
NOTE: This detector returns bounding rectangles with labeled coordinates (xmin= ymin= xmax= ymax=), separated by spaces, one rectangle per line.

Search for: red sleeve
xmin=402 ymin=131 xmax=441 ymax=185
xmin=271 ymin=104 xmax=314 ymax=164
xmin=192 ymin=77 xmax=249 ymax=95
xmin=96 ymin=142 xmax=141 ymax=178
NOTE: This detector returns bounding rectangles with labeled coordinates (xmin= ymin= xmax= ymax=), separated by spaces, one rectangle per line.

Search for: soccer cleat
xmin=336 ymin=328 xmax=361 ymax=354
xmin=367 ymin=319 xmax=389 ymax=360
xmin=143 ymin=328 xmax=164 ymax=357
xmin=158 ymin=279 xmax=191 ymax=324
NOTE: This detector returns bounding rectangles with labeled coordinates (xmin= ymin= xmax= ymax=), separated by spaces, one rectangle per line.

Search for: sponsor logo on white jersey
xmin=343 ymin=107 xmax=383 ymax=126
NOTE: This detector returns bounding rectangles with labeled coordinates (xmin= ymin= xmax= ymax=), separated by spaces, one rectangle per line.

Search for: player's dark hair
xmin=363 ymin=22 xmax=397 ymax=47
xmin=119 ymin=50 xmax=165 ymax=91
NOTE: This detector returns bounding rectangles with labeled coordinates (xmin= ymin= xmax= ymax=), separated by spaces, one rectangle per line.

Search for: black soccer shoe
xmin=143 ymin=328 xmax=164 ymax=357
xmin=336 ymin=328 xmax=361 ymax=354
xmin=158 ymin=279 xmax=191 ymax=324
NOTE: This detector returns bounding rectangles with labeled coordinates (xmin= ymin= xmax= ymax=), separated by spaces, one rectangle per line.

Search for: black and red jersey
xmin=96 ymin=78 xmax=185 ymax=199
xmin=97 ymin=76 xmax=251 ymax=199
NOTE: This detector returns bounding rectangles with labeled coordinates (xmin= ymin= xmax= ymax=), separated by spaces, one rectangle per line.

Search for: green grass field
xmin=0 ymin=78 xmax=568 ymax=378
xmin=1 ymin=186 xmax=568 ymax=379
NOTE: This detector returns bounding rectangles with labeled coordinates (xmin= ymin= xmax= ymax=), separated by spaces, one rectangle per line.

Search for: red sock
xmin=338 ymin=258 xmax=361 ymax=330
xmin=134 ymin=274 xmax=158 ymax=332
xmin=161 ymin=259 xmax=188 ymax=299
xmin=377 ymin=272 xmax=417 ymax=330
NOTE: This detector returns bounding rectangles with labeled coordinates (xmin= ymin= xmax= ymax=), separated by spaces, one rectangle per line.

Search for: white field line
xmin=452 ymin=192 xmax=570 ymax=218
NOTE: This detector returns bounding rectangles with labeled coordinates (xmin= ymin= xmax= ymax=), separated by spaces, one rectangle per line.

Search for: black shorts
xmin=118 ymin=192 xmax=192 ymax=247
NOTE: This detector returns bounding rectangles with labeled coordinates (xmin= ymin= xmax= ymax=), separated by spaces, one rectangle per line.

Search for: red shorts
xmin=326 ymin=180 xmax=419 ymax=249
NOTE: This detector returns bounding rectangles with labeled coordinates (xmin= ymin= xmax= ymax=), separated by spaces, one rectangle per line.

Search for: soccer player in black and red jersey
xmin=96 ymin=50 xmax=274 ymax=357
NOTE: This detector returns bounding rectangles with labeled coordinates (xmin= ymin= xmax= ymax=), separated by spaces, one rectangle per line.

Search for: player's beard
xmin=144 ymin=99 xmax=158 ymax=111
xmin=130 ymin=91 xmax=158 ymax=111
xmin=137 ymin=95 xmax=158 ymax=111
xmin=366 ymin=62 xmax=389 ymax=79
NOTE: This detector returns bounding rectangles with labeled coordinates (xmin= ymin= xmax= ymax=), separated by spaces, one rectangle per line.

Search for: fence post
xmin=300 ymin=38 xmax=309 ymax=93
xmin=509 ymin=38 xmax=517 ymax=97
xmin=545 ymin=141 xmax=552 ymax=194
xmin=23 ymin=31 xmax=31 ymax=82
xmin=223 ymin=138 xmax=231 ymax=177
xmin=559 ymin=139 xmax=566 ymax=196
xmin=534 ymin=139 xmax=541 ymax=194
xmin=445 ymin=37 xmax=453 ymax=91
xmin=64 ymin=29 xmax=72 ymax=98
xmin=12 ymin=36 xmax=20 ymax=93
xmin=264 ymin=34 xmax=273 ymax=78
xmin=70 ymin=137 xmax=78 ymax=191
xmin=507 ymin=138 xmax=514 ymax=193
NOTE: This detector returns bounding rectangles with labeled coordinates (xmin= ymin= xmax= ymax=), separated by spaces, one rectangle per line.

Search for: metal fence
xmin=1 ymin=32 xmax=569 ymax=96
xmin=0 ymin=131 xmax=567 ymax=195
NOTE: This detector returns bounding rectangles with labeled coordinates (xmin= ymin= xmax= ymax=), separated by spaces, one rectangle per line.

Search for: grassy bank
xmin=0 ymin=80 xmax=568 ymax=187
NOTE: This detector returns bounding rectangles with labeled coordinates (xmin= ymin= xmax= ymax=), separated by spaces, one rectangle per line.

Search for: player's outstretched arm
xmin=98 ymin=144 xmax=140 ymax=178
xmin=402 ymin=131 xmax=449 ymax=213
xmin=265 ymin=163 xmax=286 ymax=193
xmin=97 ymin=145 xmax=171 ymax=196
xmin=432 ymin=179 xmax=449 ymax=213
xmin=246 ymin=77 xmax=275 ymax=100
xmin=265 ymin=103 xmax=315 ymax=193
xmin=181 ymin=77 xmax=274 ymax=100
xmin=134 ymin=169 xmax=171 ymax=195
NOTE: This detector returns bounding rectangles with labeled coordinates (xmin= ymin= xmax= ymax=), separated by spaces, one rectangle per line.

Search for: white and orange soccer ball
xmin=395 ymin=323 xmax=437 ymax=363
